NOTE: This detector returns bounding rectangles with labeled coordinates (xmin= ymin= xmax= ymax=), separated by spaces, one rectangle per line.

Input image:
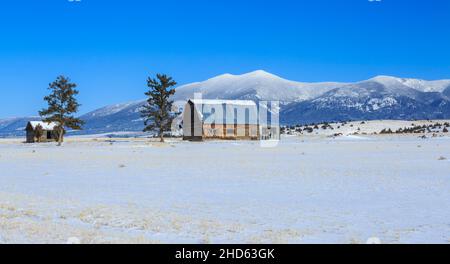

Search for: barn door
xmin=233 ymin=108 xmax=238 ymax=137
xmin=245 ymin=108 xmax=250 ymax=137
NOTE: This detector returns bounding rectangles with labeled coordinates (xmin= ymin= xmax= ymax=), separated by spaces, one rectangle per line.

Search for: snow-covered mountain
xmin=173 ymin=70 xmax=345 ymax=103
xmin=79 ymin=100 xmax=146 ymax=134
xmin=282 ymin=76 xmax=450 ymax=124
xmin=0 ymin=117 xmax=42 ymax=137
xmin=1 ymin=71 xmax=450 ymax=136
xmin=371 ymin=75 xmax=450 ymax=93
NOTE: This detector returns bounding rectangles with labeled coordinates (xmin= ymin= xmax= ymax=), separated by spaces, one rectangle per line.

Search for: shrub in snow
xmin=380 ymin=128 xmax=393 ymax=134
xmin=66 ymin=237 xmax=81 ymax=244
xmin=34 ymin=124 xmax=44 ymax=143
xmin=443 ymin=127 xmax=449 ymax=133
xmin=304 ymin=127 xmax=313 ymax=133
xmin=321 ymin=123 xmax=333 ymax=130
xmin=366 ymin=237 xmax=382 ymax=244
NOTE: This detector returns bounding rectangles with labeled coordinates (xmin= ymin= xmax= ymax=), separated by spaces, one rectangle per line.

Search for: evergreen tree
xmin=141 ymin=74 xmax=177 ymax=142
xmin=39 ymin=76 xmax=84 ymax=146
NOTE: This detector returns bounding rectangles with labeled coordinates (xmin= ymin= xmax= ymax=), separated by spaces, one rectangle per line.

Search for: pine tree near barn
xmin=141 ymin=74 xmax=177 ymax=142
xmin=39 ymin=76 xmax=84 ymax=146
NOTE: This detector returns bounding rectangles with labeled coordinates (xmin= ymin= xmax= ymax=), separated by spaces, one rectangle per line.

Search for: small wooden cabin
xmin=25 ymin=121 xmax=58 ymax=143
xmin=183 ymin=99 xmax=262 ymax=141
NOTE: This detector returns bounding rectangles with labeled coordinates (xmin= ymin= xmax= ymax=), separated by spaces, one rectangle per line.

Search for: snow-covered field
xmin=1 ymin=130 xmax=450 ymax=243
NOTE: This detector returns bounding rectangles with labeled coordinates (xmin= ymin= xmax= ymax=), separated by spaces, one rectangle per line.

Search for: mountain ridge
xmin=1 ymin=70 xmax=450 ymax=136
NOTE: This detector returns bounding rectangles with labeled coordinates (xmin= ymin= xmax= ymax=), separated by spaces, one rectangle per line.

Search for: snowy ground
xmin=1 ymin=130 xmax=450 ymax=244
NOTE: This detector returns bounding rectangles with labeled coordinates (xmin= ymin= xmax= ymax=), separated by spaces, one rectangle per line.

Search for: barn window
xmin=205 ymin=108 xmax=216 ymax=128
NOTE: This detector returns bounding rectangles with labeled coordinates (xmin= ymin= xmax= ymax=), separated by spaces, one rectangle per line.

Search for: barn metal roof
xmin=188 ymin=99 xmax=259 ymax=125
xmin=189 ymin=99 xmax=257 ymax=106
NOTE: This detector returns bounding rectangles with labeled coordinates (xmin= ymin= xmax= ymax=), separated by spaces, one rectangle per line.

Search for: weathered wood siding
xmin=202 ymin=124 xmax=259 ymax=140
xmin=26 ymin=129 xmax=57 ymax=143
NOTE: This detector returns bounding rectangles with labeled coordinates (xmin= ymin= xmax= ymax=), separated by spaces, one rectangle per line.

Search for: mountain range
xmin=1 ymin=70 xmax=450 ymax=136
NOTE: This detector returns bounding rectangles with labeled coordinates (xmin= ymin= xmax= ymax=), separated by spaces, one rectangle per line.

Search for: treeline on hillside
xmin=380 ymin=122 xmax=450 ymax=134
xmin=281 ymin=121 xmax=450 ymax=136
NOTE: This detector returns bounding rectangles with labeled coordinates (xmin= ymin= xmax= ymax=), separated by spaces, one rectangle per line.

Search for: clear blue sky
xmin=1 ymin=0 xmax=449 ymax=117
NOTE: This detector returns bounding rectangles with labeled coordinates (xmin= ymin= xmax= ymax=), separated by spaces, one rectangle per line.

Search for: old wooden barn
xmin=182 ymin=99 xmax=279 ymax=141
xmin=25 ymin=121 xmax=58 ymax=143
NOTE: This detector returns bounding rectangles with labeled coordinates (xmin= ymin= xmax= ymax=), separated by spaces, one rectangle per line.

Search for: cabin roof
xmin=27 ymin=121 xmax=58 ymax=130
